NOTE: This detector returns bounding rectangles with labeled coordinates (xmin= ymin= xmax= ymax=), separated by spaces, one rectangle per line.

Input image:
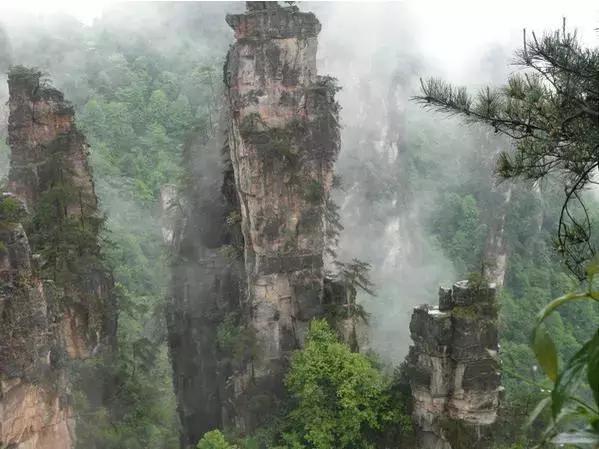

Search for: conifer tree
xmin=415 ymin=20 xmax=599 ymax=278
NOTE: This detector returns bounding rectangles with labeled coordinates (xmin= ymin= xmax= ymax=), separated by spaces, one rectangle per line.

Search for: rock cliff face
xmin=224 ymin=1 xmax=340 ymax=430
xmin=0 ymin=67 xmax=116 ymax=449
xmin=406 ymin=281 xmax=501 ymax=449
xmin=7 ymin=68 xmax=96 ymax=215
xmin=0 ymin=195 xmax=73 ymax=449
xmin=163 ymin=3 xmax=339 ymax=442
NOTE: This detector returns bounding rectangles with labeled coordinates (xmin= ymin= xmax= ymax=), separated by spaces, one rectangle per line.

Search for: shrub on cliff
xmin=0 ymin=193 xmax=26 ymax=225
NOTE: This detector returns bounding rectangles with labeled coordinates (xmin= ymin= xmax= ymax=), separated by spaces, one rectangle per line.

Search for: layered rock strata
xmin=7 ymin=66 xmax=116 ymax=357
xmin=224 ymin=1 xmax=340 ymax=430
xmin=406 ymin=281 xmax=501 ymax=449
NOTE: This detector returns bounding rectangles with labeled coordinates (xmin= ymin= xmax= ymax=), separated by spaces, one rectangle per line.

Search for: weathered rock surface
xmin=0 ymin=194 xmax=73 ymax=449
xmin=7 ymin=66 xmax=116 ymax=355
xmin=0 ymin=374 xmax=73 ymax=449
xmin=224 ymin=1 xmax=340 ymax=430
xmin=163 ymin=3 xmax=340 ymax=442
xmin=0 ymin=67 xmax=116 ymax=449
xmin=406 ymin=281 xmax=501 ymax=449
xmin=7 ymin=67 xmax=96 ymax=214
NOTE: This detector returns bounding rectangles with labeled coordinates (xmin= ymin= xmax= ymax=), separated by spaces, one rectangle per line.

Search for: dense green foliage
xmin=0 ymin=194 xmax=25 ymax=223
xmin=197 ymin=431 xmax=238 ymax=449
xmin=29 ymin=167 xmax=105 ymax=285
xmin=197 ymin=320 xmax=411 ymax=449
xmin=280 ymin=320 xmax=406 ymax=449
xmin=430 ymin=192 xmax=488 ymax=275
xmin=528 ymin=265 xmax=599 ymax=446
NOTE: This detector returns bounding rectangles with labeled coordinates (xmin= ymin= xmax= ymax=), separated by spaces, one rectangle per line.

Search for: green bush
xmin=197 ymin=430 xmax=237 ymax=449
xmin=0 ymin=195 xmax=25 ymax=223
xmin=279 ymin=319 xmax=405 ymax=449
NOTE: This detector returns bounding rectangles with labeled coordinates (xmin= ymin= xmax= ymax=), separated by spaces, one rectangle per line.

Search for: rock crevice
xmin=161 ymin=120 xmax=245 ymax=446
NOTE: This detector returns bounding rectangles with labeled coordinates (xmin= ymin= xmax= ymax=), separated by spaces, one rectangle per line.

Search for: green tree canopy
xmin=197 ymin=430 xmax=238 ymax=449
xmin=280 ymin=320 xmax=399 ymax=449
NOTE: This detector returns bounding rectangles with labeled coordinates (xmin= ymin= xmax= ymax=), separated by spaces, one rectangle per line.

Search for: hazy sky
xmin=1 ymin=0 xmax=110 ymax=24
xmin=4 ymin=0 xmax=596 ymax=81
xmin=409 ymin=0 xmax=598 ymax=80
xmin=4 ymin=0 xmax=599 ymax=30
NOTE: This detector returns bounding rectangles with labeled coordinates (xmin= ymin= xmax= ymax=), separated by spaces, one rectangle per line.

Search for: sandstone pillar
xmin=224 ymin=2 xmax=340 ymax=430
xmin=406 ymin=281 xmax=502 ymax=449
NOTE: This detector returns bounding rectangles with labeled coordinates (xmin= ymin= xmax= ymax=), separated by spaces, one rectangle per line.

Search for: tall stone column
xmin=7 ymin=66 xmax=115 ymax=354
xmin=224 ymin=2 xmax=340 ymax=430
xmin=483 ymin=185 xmax=511 ymax=288
xmin=0 ymin=194 xmax=74 ymax=449
xmin=406 ymin=281 xmax=502 ymax=449
xmin=1 ymin=67 xmax=116 ymax=449
xmin=8 ymin=68 xmax=96 ymax=215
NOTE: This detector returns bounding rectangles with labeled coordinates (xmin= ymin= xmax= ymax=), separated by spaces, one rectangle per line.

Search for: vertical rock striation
xmin=224 ymin=1 xmax=340 ymax=430
xmin=406 ymin=281 xmax=501 ymax=449
xmin=0 ymin=67 xmax=116 ymax=449
xmin=8 ymin=67 xmax=96 ymax=214
xmin=7 ymin=66 xmax=116 ymax=356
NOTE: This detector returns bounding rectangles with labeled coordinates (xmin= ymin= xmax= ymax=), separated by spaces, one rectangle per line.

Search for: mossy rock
xmin=0 ymin=193 xmax=27 ymax=224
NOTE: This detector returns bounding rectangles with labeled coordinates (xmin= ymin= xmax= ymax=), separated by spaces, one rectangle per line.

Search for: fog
xmin=0 ymin=0 xmax=597 ymax=364
xmin=310 ymin=1 xmax=599 ymax=361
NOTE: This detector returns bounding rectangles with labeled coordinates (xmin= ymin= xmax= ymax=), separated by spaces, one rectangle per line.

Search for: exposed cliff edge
xmin=406 ymin=281 xmax=502 ymax=449
xmin=224 ymin=1 xmax=340 ymax=431
xmin=0 ymin=67 xmax=116 ymax=449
